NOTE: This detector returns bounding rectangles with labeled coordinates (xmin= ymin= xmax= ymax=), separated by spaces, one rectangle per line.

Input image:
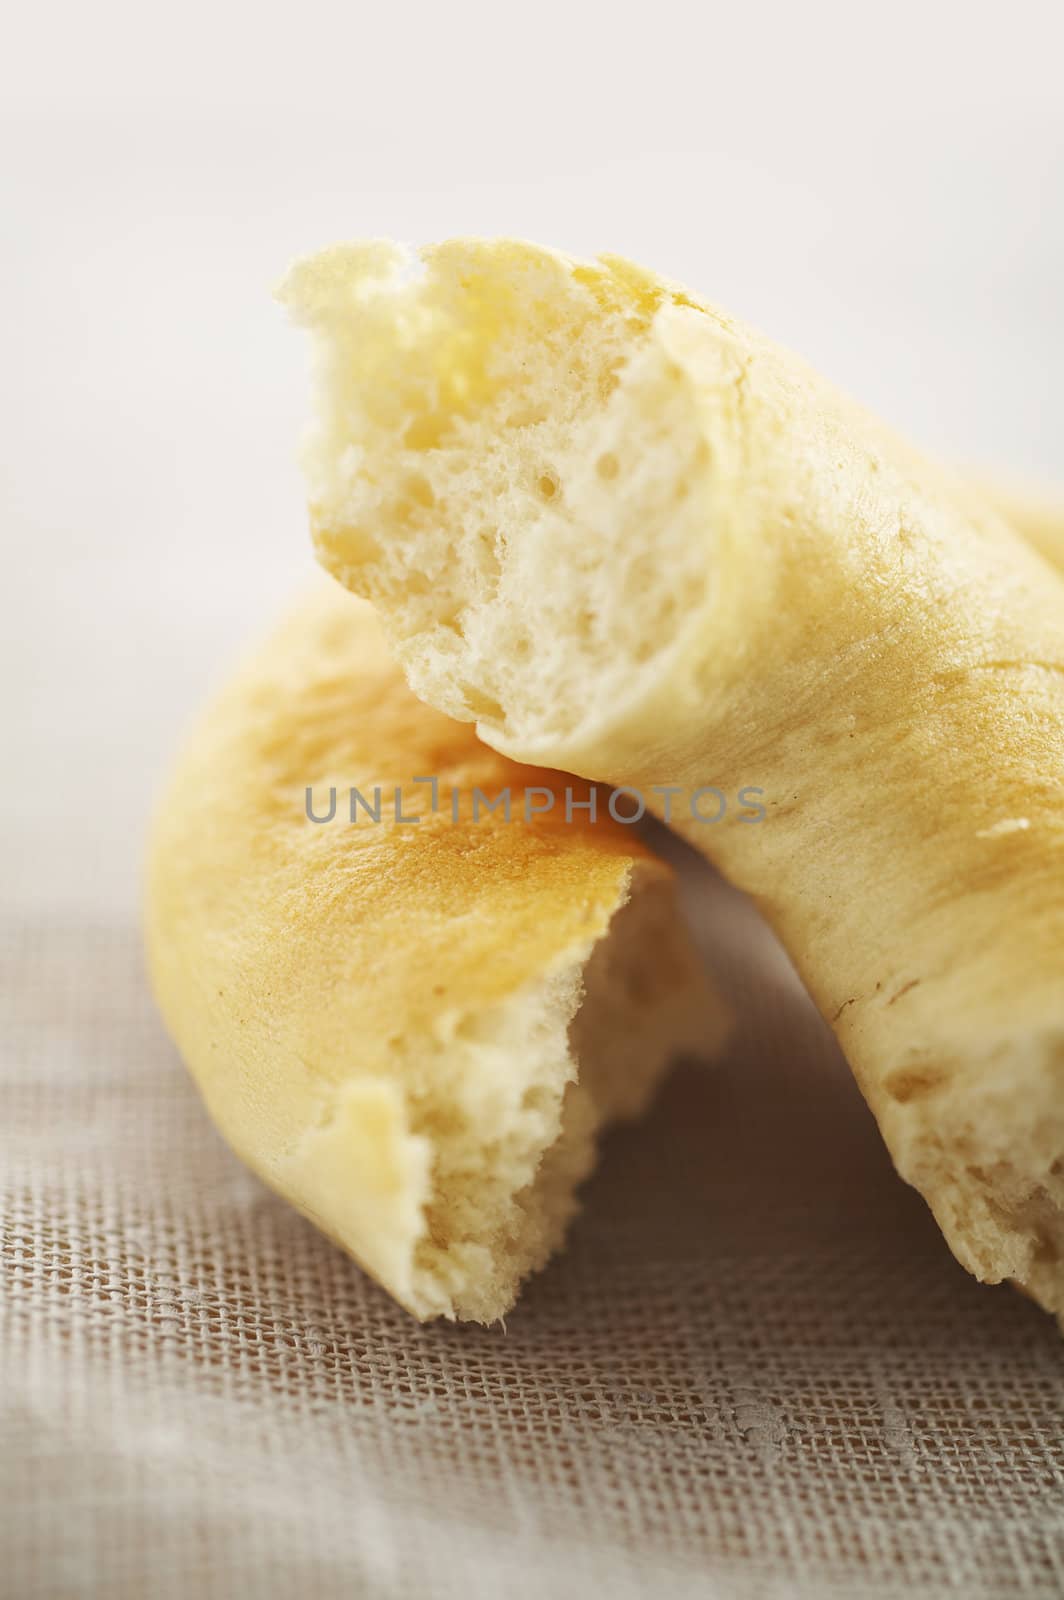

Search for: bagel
xmin=281 ymin=238 xmax=1064 ymax=1321
xmin=145 ymin=585 xmax=723 ymax=1322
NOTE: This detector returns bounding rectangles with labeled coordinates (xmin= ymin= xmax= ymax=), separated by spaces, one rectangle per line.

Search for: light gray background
xmin=3 ymin=0 xmax=1063 ymax=919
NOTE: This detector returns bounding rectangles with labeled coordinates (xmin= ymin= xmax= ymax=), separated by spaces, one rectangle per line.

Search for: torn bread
xmin=280 ymin=238 xmax=1064 ymax=1321
xmin=145 ymin=584 xmax=723 ymax=1323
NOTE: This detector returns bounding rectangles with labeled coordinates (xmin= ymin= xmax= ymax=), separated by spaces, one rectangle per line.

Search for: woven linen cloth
xmin=3 ymin=865 xmax=1063 ymax=1600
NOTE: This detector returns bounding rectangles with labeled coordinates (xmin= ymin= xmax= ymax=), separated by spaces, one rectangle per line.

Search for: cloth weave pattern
xmin=2 ymin=901 xmax=1063 ymax=1599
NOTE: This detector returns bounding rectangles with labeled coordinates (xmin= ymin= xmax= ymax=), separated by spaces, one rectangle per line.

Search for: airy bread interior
xmin=368 ymin=864 xmax=712 ymax=1322
xmin=279 ymin=241 xmax=712 ymax=753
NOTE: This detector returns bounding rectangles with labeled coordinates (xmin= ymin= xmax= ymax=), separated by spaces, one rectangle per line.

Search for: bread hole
xmin=315 ymin=524 xmax=378 ymax=569
xmin=436 ymin=614 xmax=464 ymax=638
xmin=403 ymin=413 xmax=446 ymax=451
xmin=512 ymin=633 xmax=532 ymax=661
xmin=521 ymin=1085 xmax=552 ymax=1115
xmin=454 ymin=1011 xmax=502 ymax=1045
xmin=596 ymin=451 xmax=620 ymax=482
xmin=402 ymin=473 xmax=436 ymax=509
xmin=460 ymin=683 xmax=506 ymax=723
xmin=474 ymin=530 xmax=501 ymax=580
xmin=537 ymin=471 xmax=560 ymax=502
xmin=884 ymin=1063 xmax=948 ymax=1104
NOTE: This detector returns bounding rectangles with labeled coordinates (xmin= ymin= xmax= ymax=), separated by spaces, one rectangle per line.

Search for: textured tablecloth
xmin=4 ymin=863 xmax=1062 ymax=1600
